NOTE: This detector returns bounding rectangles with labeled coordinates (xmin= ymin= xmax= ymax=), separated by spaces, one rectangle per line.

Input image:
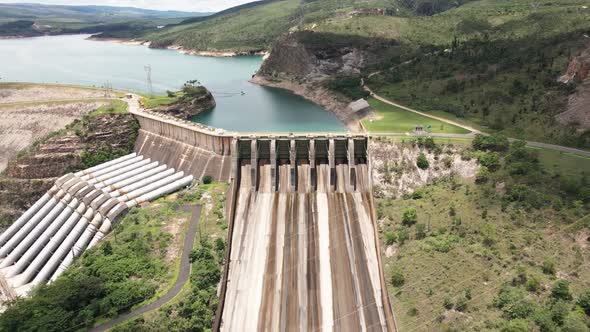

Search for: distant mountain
xmin=0 ymin=3 xmax=211 ymax=22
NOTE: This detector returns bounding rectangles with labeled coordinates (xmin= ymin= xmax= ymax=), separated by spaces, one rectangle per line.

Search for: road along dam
xmin=0 ymin=104 xmax=395 ymax=331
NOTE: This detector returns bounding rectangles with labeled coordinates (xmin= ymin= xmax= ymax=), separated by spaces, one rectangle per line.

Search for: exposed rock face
xmin=558 ymin=42 xmax=590 ymax=83
xmin=154 ymin=89 xmax=216 ymax=120
xmin=0 ymin=114 xmax=139 ymax=227
xmin=254 ymin=32 xmax=396 ymax=128
xmin=370 ymin=139 xmax=478 ymax=198
xmin=557 ymin=41 xmax=590 ymax=129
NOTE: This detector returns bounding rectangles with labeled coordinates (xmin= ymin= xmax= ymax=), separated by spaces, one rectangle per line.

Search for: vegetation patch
xmin=0 ymin=189 xmax=195 ymax=331
xmin=378 ymin=135 xmax=590 ymax=331
xmin=363 ymin=98 xmax=469 ymax=134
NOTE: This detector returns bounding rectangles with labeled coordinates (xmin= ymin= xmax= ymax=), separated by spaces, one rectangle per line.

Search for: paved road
xmin=91 ymin=205 xmax=202 ymax=332
xmin=364 ymin=86 xmax=590 ymax=158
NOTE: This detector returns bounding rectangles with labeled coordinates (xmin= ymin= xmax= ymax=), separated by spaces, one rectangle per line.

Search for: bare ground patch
xmin=0 ymin=84 xmax=110 ymax=173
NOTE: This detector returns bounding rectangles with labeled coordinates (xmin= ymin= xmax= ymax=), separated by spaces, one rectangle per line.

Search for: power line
xmin=144 ymin=65 xmax=153 ymax=97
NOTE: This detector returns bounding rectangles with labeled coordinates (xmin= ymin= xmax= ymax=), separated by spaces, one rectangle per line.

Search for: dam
xmin=218 ymin=136 xmax=395 ymax=331
xmin=0 ymin=105 xmax=395 ymax=331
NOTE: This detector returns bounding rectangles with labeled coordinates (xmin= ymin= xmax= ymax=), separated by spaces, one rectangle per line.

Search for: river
xmin=0 ymin=34 xmax=345 ymax=133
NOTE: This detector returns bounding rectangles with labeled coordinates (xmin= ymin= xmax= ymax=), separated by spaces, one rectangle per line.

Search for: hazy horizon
xmin=0 ymin=0 xmax=260 ymax=12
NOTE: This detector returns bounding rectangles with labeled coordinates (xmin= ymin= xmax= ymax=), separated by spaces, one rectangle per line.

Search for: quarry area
xmin=0 ymin=84 xmax=112 ymax=172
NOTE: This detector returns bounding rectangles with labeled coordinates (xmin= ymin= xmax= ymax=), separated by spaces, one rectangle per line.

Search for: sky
xmin=0 ymin=0 xmax=260 ymax=12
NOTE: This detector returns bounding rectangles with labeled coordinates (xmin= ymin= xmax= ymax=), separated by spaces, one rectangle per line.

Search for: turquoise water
xmin=0 ymin=35 xmax=345 ymax=133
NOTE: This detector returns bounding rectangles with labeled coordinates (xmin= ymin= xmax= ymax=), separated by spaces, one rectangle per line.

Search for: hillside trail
xmin=362 ymin=82 xmax=590 ymax=158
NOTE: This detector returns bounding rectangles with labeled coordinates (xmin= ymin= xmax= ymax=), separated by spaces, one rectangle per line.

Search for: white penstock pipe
xmin=117 ymin=172 xmax=185 ymax=202
xmin=15 ymin=201 xmax=87 ymax=287
xmin=89 ymin=176 xmax=194 ymax=248
xmin=32 ymin=206 xmax=94 ymax=284
xmin=0 ymin=192 xmax=52 ymax=247
xmin=126 ymin=175 xmax=194 ymax=207
xmin=94 ymin=162 xmax=161 ymax=190
xmin=86 ymin=158 xmax=152 ymax=186
xmin=103 ymin=164 xmax=168 ymax=194
xmin=0 ymin=188 xmax=67 ymax=258
xmin=75 ymin=153 xmax=137 ymax=178
xmin=110 ymin=168 xmax=176 ymax=198
xmin=2 ymin=195 xmax=80 ymax=277
xmin=79 ymin=156 xmax=144 ymax=181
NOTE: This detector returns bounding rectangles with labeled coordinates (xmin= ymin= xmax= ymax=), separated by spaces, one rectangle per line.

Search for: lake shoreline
xmin=250 ymin=75 xmax=360 ymax=132
xmin=87 ymin=36 xmax=269 ymax=58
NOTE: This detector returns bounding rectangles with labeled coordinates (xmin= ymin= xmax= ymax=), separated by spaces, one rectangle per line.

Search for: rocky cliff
xmin=0 ymin=114 xmax=139 ymax=227
xmin=557 ymin=40 xmax=590 ymax=129
xmin=154 ymin=87 xmax=216 ymax=120
xmin=253 ymin=32 xmax=398 ymax=129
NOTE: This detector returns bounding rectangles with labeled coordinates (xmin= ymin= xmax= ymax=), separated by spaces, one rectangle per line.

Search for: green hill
xmin=143 ymin=0 xmax=590 ymax=148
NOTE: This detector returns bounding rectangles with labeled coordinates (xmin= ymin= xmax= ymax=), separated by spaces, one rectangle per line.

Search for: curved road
xmin=91 ymin=205 xmax=202 ymax=332
xmin=364 ymin=85 xmax=590 ymax=158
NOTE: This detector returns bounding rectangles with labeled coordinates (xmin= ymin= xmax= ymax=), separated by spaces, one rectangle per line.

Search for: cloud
xmin=0 ymin=0 xmax=260 ymax=12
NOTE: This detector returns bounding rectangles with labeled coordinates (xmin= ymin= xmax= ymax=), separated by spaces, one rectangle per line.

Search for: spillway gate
xmin=217 ymin=134 xmax=395 ymax=332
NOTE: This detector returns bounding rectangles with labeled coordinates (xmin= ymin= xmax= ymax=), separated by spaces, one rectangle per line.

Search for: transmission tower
xmin=144 ymin=65 xmax=153 ymax=96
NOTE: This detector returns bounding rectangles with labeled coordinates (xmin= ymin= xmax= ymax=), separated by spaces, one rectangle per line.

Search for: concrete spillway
xmin=219 ymin=136 xmax=395 ymax=331
xmin=0 ymin=153 xmax=193 ymax=299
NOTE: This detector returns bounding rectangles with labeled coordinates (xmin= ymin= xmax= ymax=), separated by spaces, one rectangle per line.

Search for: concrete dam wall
xmin=219 ymin=136 xmax=395 ymax=332
xmin=133 ymin=111 xmax=233 ymax=182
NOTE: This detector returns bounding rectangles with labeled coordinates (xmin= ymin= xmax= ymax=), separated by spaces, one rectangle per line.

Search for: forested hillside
xmin=146 ymin=0 xmax=590 ymax=148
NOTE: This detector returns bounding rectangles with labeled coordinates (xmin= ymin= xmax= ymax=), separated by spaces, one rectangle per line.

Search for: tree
xmin=551 ymin=280 xmax=572 ymax=301
xmin=202 ymin=175 xmax=213 ymax=184
xmin=402 ymin=208 xmax=418 ymax=226
xmin=417 ymin=153 xmax=429 ymax=170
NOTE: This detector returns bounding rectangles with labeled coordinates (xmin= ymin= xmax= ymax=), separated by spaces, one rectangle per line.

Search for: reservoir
xmin=0 ymin=35 xmax=345 ymax=133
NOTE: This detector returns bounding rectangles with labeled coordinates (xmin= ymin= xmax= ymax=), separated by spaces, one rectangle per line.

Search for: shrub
xmin=202 ymin=175 xmax=213 ymax=184
xmin=550 ymin=300 xmax=570 ymax=325
xmin=494 ymin=285 xmax=535 ymax=319
xmin=455 ymin=296 xmax=468 ymax=312
xmin=396 ymin=226 xmax=410 ymax=245
xmin=542 ymin=258 xmax=556 ymax=275
xmin=475 ymin=151 xmax=500 ymax=171
xmin=415 ymin=223 xmax=427 ymax=240
xmin=551 ymin=280 xmax=572 ymax=301
xmin=481 ymin=223 xmax=497 ymax=247
xmin=443 ymin=296 xmax=454 ymax=310
xmin=472 ymin=133 xmax=510 ymax=152
xmin=475 ymin=166 xmax=490 ymax=184
xmin=417 ymin=153 xmax=429 ymax=170
xmin=384 ymin=231 xmax=396 ymax=245
xmin=390 ymin=267 xmax=405 ymax=287
xmin=577 ymin=290 xmax=590 ymax=315
xmin=562 ymin=311 xmax=589 ymax=332
xmin=525 ymin=275 xmax=541 ymax=292
xmin=402 ymin=208 xmax=418 ymax=226
xmin=501 ymin=319 xmax=530 ymax=332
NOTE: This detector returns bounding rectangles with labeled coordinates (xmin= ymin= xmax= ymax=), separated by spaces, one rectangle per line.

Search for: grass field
xmin=533 ymin=147 xmax=590 ymax=178
xmin=90 ymin=99 xmax=128 ymax=115
xmin=140 ymin=95 xmax=178 ymax=109
xmin=363 ymin=98 xmax=470 ymax=134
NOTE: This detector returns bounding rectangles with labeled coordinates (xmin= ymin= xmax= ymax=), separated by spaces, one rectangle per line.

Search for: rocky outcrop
xmin=558 ymin=42 xmax=590 ymax=84
xmin=370 ymin=138 xmax=478 ymax=198
xmin=557 ymin=41 xmax=590 ymax=128
xmin=254 ymin=32 xmax=397 ymax=129
xmin=154 ymin=88 xmax=216 ymax=120
xmin=0 ymin=114 xmax=139 ymax=227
